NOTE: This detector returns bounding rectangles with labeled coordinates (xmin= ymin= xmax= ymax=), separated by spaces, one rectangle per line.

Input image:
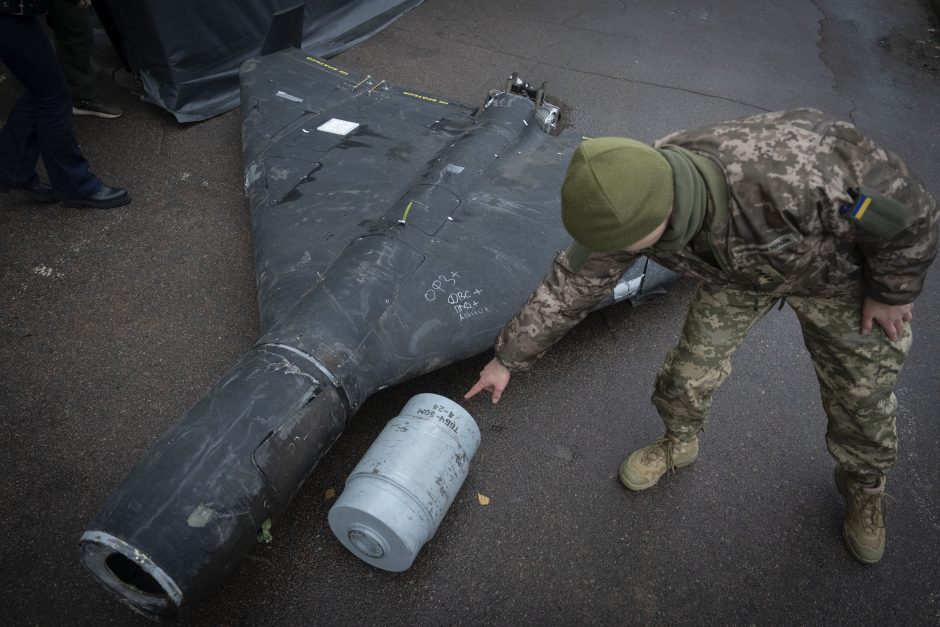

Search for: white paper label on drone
xmin=318 ymin=118 xmax=360 ymax=136
xmin=275 ymin=90 xmax=303 ymax=102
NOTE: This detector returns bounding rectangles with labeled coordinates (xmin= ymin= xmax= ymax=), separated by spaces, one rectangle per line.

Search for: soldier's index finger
xmin=464 ymin=381 xmax=483 ymax=399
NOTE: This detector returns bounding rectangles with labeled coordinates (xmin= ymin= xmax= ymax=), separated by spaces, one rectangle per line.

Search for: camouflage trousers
xmin=652 ymin=283 xmax=912 ymax=482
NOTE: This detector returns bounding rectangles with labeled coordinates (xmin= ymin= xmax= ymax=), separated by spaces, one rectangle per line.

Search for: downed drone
xmin=79 ymin=48 xmax=674 ymax=619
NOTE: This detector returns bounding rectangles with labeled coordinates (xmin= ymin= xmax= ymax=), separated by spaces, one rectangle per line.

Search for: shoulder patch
xmin=840 ymin=187 xmax=913 ymax=239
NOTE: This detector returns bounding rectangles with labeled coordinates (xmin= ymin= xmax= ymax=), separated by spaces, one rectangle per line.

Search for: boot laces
xmin=853 ymin=488 xmax=892 ymax=533
xmin=641 ymin=435 xmax=680 ymax=472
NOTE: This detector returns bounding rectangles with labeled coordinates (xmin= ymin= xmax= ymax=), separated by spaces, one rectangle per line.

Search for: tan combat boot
xmin=619 ymin=433 xmax=698 ymax=491
xmin=834 ymin=467 xmax=888 ymax=564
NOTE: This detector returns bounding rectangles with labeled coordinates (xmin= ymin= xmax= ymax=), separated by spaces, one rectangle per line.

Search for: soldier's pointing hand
xmin=464 ymin=358 xmax=511 ymax=404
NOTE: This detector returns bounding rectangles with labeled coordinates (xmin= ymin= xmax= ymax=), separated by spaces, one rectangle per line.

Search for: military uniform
xmin=495 ymin=109 xmax=938 ymax=482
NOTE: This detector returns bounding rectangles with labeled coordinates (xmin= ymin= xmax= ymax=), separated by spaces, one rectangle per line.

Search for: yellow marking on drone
xmin=305 ymin=56 xmax=349 ymax=76
xmin=402 ymin=91 xmax=449 ymax=105
xmin=400 ymin=200 xmax=414 ymax=223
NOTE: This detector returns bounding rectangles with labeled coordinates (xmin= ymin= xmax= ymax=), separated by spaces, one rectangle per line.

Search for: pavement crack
xmin=427 ymin=31 xmax=769 ymax=113
xmin=544 ymin=61 xmax=772 ymax=112
xmin=155 ymin=125 xmax=166 ymax=156
xmin=810 ymin=0 xmax=840 ymax=96
xmin=525 ymin=35 xmax=569 ymax=78
xmin=426 ymin=21 xmax=769 ymax=113
xmin=562 ymin=7 xmax=591 ymax=27
xmin=847 ymin=100 xmax=859 ymax=125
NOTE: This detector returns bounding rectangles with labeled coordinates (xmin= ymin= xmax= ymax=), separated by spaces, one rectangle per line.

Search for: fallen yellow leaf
xmin=325 ymin=488 xmax=336 ymax=500
xmin=477 ymin=493 xmax=490 ymax=506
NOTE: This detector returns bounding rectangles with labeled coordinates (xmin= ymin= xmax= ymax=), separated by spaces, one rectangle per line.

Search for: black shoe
xmin=62 ymin=185 xmax=131 ymax=209
xmin=73 ymin=99 xmax=124 ymax=119
xmin=0 ymin=181 xmax=58 ymax=203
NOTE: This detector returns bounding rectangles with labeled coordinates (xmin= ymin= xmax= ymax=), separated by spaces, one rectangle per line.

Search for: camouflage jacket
xmin=496 ymin=109 xmax=938 ymax=371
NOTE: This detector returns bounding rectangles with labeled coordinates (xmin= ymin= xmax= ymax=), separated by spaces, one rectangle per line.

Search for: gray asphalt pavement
xmin=2 ymin=1 xmax=939 ymax=624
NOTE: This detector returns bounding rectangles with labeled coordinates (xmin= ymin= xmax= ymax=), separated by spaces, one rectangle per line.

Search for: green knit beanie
xmin=561 ymin=137 xmax=674 ymax=252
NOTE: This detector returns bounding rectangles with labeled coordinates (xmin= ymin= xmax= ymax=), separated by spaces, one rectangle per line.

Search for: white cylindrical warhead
xmin=328 ymin=393 xmax=480 ymax=571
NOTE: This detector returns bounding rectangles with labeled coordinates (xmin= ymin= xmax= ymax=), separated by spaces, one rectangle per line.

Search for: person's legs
xmin=788 ymin=294 xmax=911 ymax=563
xmin=653 ymin=283 xmax=778 ymax=439
xmin=48 ymin=0 xmax=123 ymax=119
xmin=0 ymin=15 xmax=100 ymax=197
xmin=0 ymin=93 xmax=42 ymax=189
xmin=620 ymin=283 xmax=777 ymax=490
xmin=789 ymin=295 xmax=909 ymax=482
xmin=90 ymin=0 xmax=129 ymax=71
xmin=47 ymin=0 xmax=97 ymax=101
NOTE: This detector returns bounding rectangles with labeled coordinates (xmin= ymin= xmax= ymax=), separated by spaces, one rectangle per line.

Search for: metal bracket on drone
xmin=496 ymin=71 xmax=560 ymax=134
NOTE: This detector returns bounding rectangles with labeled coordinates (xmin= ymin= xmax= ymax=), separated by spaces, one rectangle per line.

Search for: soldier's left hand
xmin=861 ymin=296 xmax=912 ymax=341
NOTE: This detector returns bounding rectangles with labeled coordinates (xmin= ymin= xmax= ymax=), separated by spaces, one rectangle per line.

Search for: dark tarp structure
xmin=105 ymin=0 xmax=425 ymax=122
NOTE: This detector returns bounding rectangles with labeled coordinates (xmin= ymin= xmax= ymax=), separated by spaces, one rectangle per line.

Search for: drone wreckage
xmin=78 ymin=48 xmax=675 ymax=619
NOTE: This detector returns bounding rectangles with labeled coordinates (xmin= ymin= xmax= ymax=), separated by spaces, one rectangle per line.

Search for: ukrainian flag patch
xmin=839 ymin=186 xmax=913 ymax=239
xmin=847 ymin=193 xmax=872 ymax=220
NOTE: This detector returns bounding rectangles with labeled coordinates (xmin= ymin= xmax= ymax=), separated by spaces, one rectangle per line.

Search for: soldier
xmin=464 ymin=109 xmax=938 ymax=564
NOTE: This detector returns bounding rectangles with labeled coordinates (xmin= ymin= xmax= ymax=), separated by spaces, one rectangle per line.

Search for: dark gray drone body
xmin=79 ymin=49 xmax=674 ymax=619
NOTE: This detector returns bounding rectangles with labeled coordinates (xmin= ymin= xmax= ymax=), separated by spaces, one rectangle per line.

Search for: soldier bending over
xmin=465 ymin=109 xmax=938 ymax=564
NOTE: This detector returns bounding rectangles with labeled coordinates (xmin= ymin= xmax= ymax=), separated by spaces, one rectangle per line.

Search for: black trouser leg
xmin=0 ymin=15 xmax=101 ymax=196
